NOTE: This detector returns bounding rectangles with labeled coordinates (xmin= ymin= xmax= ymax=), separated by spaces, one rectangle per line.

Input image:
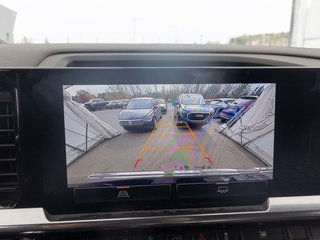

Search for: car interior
xmin=1 ymin=1 xmax=320 ymax=240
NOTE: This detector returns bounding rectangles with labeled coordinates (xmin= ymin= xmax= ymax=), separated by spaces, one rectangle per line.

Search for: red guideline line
xmin=134 ymin=158 xmax=142 ymax=169
xmin=205 ymin=156 xmax=213 ymax=166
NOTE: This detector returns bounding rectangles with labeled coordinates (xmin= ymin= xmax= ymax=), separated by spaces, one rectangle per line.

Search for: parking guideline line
xmin=196 ymin=121 xmax=217 ymax=167
xmin=145 ymin=146 xmax=200 ymax=151
xmin=151 ymin=133 xmax=192 ymax=137
xmin=157 ymin=126 xmax=188 ymax=129
xmin=148 ymin=121 xmax=212 ymax=171
xmin=134 ymin=125 xmax=157 ymax=169
xmin=135 ymin=118 xmax=213 ymax=170
xmin=185 ymin=122 xmax=213 ymax=166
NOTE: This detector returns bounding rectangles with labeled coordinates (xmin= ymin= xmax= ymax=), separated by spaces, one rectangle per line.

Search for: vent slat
xmin=0 ymin=129 xmax=14 ymax=133
xmin=0 ymin=184 xmax=17 ymax=188
xmin=0 ymin=144 xmax=15 ymax=147
xmin=0 ymin=158 xmax=16 ymax=162
xmin=0 ymin=173 xmax=17 ymax=176
xmin=0 ymin=89 xmax=19 ymax=206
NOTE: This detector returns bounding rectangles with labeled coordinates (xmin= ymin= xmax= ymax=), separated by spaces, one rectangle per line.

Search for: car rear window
xmin=181 ymin=95 xmax=205 ymax=105
xmin=127 ymin=99 xmax=153 ymax=109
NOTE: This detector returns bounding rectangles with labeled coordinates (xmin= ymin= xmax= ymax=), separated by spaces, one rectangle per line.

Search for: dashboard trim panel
xmin=1 ymin=196 xmax=320 ymax=233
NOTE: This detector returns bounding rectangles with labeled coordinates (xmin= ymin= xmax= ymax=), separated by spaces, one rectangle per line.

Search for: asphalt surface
xmin=67 ymin=105 xmax=267 ymax=184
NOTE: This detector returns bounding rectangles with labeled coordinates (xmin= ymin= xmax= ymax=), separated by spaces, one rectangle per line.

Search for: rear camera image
xmin=63 ymin=83 xmax=275 ymax=185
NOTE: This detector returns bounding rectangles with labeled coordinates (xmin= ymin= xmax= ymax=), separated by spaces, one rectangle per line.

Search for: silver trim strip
xmin=1 ymin=196 xmax=320 ymax=233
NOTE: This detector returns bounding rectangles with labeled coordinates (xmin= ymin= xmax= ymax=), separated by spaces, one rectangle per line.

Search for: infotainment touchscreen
xmin=13 ymin=67 xmax=320 ymax=211
xmin=64 ymin=83 xmax=275 ymax=186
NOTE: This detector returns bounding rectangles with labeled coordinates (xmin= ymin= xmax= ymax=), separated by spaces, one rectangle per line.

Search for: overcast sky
xmin=1 ymin=0 xmax=292 ymax=44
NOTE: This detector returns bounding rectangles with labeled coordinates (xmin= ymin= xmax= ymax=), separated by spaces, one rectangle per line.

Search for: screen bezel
xmin=15 ymin=67 xmax=320 ymax=214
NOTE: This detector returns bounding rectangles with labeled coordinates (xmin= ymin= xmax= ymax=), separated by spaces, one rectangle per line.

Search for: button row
xmin=74 ymin=181 xmax=267 ymax=203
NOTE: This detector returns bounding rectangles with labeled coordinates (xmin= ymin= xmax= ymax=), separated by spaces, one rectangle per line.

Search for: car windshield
xmin=127 ymin=99 xmax=153 ymax=109
xmin=1 ymin=0 xmax=319 ymax=49
xmin=211 ymin=100 xmax=222 ymax=104
xmin=181 ymin=95 xmax=205 ymax=105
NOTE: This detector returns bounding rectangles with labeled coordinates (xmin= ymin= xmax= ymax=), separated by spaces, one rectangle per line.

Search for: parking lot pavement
xmin=67 ymin=105 xmax=267 ymax=184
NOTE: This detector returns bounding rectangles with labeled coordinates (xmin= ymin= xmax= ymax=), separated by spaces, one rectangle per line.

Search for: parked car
xmin=174 ymin=94 xmax=212 ymax=126
xmin=118 ymin=98 xmax=162 ymax=131
xmin=105 ymin=100 xmax=119 ymax=109
xmin=117 ymin=99 xmax=130 ymax=109
xmin=205 ymin=99 xmax=213 ymax=104
xmin=209 ymin=98 xmax=236 ymax=117
xmin=84 ymin=98 xmax=106 ymax=111
xmin=156 ymin=99 xmax=167 ymax=114
xmin=220 ymin=96 xmax=258 ymax=121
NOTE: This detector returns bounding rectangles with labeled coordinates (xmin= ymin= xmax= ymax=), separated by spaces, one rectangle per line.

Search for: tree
xmin=73 ymin=90 xmax=93 ymax=103
xmin=229 ymin=32 xmax=289 ymax=47
xmin=232 ymin=84 xmax=251 ymax=98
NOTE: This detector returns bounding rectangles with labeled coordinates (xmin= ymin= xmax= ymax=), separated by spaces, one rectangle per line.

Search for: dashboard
xmin=1 ymin=44 xmax=320 ymax=239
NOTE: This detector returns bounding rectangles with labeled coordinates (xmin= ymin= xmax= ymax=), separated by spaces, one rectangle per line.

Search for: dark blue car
xmin=174 ymin=94 xmax=213 ymax=126
xmin=220 ymin=96 xmax=258 ymax=121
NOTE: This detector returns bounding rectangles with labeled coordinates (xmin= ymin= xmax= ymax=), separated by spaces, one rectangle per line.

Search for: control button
xmin=176 ymin=182 xmax=267 ymax=200
xmin=241 ymin=227 xmax=283 ymax=240
xmin=117 ymin=190 xmax=130 ymax=199
xmin=166 ymin=232 xmax=188 ymax=240
xmin=192 ymin=231 xmax=214 ymax=240
xmin=286 ymin=225 xmax=309 ymax=240
xmin=216 ymin=230 xmax=238 ymax=240
xmin=74 ymin=184 xmax=171 ymax=203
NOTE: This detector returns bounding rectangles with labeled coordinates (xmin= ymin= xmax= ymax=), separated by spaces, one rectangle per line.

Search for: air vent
xmin=0 ymin=89 xmax=19 ymax=207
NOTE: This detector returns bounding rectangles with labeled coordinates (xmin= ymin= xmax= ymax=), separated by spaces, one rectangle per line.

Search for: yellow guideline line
xmin=145 ymin=146 xmax=200 ymax=151
xmin=197 ymin=121 xmax=217 ymax=166
xmin=185 ymin=122 xmax=213 ymax=166
xmin=151 ymin=133 xmax=192 ymax=136
xmin=157 ymin=126 xmax=188 ymax=129
xmin=135 ymin=125 xmax=157 ymax=165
